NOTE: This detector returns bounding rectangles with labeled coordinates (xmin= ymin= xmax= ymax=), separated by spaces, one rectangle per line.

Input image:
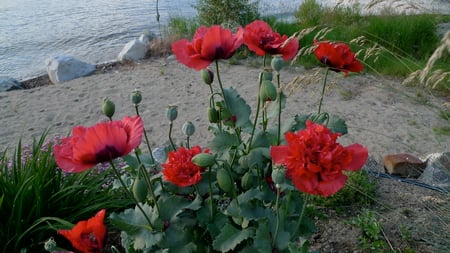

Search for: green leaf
xmin=292 ymin=114 xmax=348 ymax=134
xmin=157 ymin=194 xmax=202 ymax=221
xmin=109 ymin=204 xmax=163 ymax=250
xmin=240 ymin=147 xmax=270 ymax=169
xmin=223 ymin=87 xmax=252 ymax=131
xmin=212 ymin=223 xmax=254 ymax=252
xmin=254 ymin=220 xmax=272 ymax=253
xmin=209 ymin=131 xmax=239 ymax=153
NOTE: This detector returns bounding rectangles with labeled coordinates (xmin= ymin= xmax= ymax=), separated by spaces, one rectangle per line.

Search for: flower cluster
xmin=51 ymin=20 xmax=367 ymax=253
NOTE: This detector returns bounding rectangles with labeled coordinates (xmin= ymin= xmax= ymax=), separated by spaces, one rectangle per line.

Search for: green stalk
xmin=293 ymin=194 xmax=309 ymax=238
xmin=247 ymin=71 xmax=264 ymax=153
xmin=273 ymin=187 xmax=281 ymax=249
xmin=276 ymin=72 xmax=282 ymax=145
xmin=168 ymin=121 xmax=176 ymax=150
xmin=109 ymin=161 xmax=153 ymax=228
xmin=134 ymin=151 xmax=161 ymax=215
xmin=134 ymin=105 xmax=156 ymax=168
xmin=317 ymin=67 xmax=330 ymax=115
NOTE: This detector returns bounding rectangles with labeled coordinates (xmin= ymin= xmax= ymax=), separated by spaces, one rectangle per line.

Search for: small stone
xmin=383 ymin=153 xmax=426 ymax=178
xmin=0 ymin=77 xmax=23 ymax=92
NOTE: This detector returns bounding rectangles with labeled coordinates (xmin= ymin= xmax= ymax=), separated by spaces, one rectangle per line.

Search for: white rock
xmin=45 ymin=56 xmax=95 ymax=84
xmin=117 ymin=39 xmax=148 ymax=62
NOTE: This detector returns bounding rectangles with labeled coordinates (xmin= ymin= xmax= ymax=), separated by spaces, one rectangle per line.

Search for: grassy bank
xmin=165 ymin=0 xmax=450 ymax=94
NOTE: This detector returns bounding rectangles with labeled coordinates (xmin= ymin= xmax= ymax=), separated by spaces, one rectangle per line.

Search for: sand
xmin=1 ymin=57 xmax=449 ymax=163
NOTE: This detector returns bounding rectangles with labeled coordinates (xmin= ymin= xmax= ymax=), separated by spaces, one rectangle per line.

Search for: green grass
xmin=0 ymin=133 xmax=133 ymax=253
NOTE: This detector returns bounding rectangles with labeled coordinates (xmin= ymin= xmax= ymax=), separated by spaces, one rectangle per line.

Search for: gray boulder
xmin=0 ymin=77 xmax=23 ymax=92
xmin=45 ymin=55 xmax=95 ymax=84
xmin=117 ymin=38 xmax=148 ymax=62
xmin=419 ymin=152 xmax=450 ymax=192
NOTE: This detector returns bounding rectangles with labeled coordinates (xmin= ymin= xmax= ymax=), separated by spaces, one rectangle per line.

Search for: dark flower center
xmin=95 ymin=145 xmax=121 ymax=162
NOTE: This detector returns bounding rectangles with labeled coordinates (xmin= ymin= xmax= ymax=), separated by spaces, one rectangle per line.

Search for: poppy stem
xmin=134 ymin=105 xmax=156 ymax=168
xmin=293 ymin=193 xmax=309 ymax=238
xmin=273 ymin=187 xmax=281 ymax=249
xmin=215 ymin=61 xmax=226 ymax=102
xmin=317 ymin=67 xmax=330 ymax=115
xmin=168 ymin=122 xmax=176 ymax=150
xmin=247 ymin=71 xmax=264 ymax=153
xmin=109 ymin=161 xmax=154 ymax=228
xmin=276 ymin=71 xmax=282 ymax=145
xmin=135 ymin=151 xmax=161 ymax=215
xmin=208 ymin=166 xmax=214 ymax=221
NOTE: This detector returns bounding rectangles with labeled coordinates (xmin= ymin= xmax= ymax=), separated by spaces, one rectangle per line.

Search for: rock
xmin=0 ymin=77 xmax=23 ymax=92
xmin=138 ymin=30 xmax=155 ymax=45
xmin=383 ymin=153 xmax=426 ymax=178
xmin=45 ymin=56 xmax=95 ymax=84
xmin=117 ymin=38 xmax=148 ymax=62
xmin=419 ymin=152 xmax=450 ymax=192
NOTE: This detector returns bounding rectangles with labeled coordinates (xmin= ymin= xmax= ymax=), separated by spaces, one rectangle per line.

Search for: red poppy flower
xmin=172 ymin=25 xmax=244 ymax=70
xmin=54 ymin=116 xmax=144 ymax=173
xmin=58 ymin=209 xmax=107 ymax=253
xmin=244 ymin=20 xmax=299 ymax=61
xmin=270 ymin=120 xmax=368 ymax=197
xmin=313 ymin=40 xmax=363 ymax=76
xmin=162 ymin=146 xmax=209 ymax=187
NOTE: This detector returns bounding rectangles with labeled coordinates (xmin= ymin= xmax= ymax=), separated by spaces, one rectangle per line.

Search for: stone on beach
xmin=45 ymin=56 xmax=95 ymax=84
xmin=383 ymin=153 xmax=426 ymax=178
xmin=0 ymin=76 xmax=23 ymax=92
xmin=117 ymin=38 xmax=149 ymax=62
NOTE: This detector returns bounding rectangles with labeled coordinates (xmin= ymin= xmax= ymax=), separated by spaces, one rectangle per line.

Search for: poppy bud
xmin=259 ymin=69 xmax=273 ymax=82
xmin=260 ymin=80 xmax=277 ymax=102
xmin=271 ymin=55 xmax=284 ymax=72
xmin=166 ymin=105 xmax=178 ymax=122
xmin=241 ymin=171 xmax=255 ymax=190
xmin=192 ymin=153 xmax=216 ymax=167
xmin=132 ymin=177 xmax=148 ymax=203
xmin=102 ymin=97 xmax=115 ymax=119
xmin=216 ymin=168 xmax=233 ymax=193
xmin=131 ymin=89 xmax=142 ymax=105
xmin=201 ymin=68 xmax=214 ymax=85
xmin=271 ymin=167 xmax=286 ymax=185
xmin=207 ymin=107 xmax=219 ymax=123
xmin=182 ymin=121 xmax=195 ymax=137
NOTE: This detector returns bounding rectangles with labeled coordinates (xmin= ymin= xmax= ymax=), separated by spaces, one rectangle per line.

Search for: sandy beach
xmin=1 ymin=56 xmax=449 ymax=252
xmin=2 ymin=57 xmax=448 ymax=162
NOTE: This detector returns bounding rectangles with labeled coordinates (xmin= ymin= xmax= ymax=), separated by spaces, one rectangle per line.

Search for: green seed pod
xmin=259 ymin=69 xmax=273 ymax=82
xmin=201 ymin=68 xmax=214 ymax=85
xmin=132 ymin=177 xmax=148 ymax=203
xmin=241 ymin=171 xmax=255 ymax=190
xmin=102 ymin=97 xmax=115 ymax=119
xmin=166 ymin=105 xmax=178 ymax=122
xmin=260 ymin=80 xmax=277 ymax=102
xmin=207 ymin=107 xmax=219 ymax=123
xmin=182 ymin=121 xmax=195 ymax=137
xmin=192 ymin=153 xmax=216 ymax=168
xmin=271 ymin=167 xmax=286 ymax=185
xmin=130 ymin=89 xmax=142 ymax=105
xmin=271 ymin=55 xmax=284 ymax=72
xmin=216 ymin=168 xmax=233 ymax=193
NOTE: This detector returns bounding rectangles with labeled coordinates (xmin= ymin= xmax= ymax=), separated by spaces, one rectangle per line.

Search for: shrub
xmin=195 ymin=0 xmax=260 ymax=26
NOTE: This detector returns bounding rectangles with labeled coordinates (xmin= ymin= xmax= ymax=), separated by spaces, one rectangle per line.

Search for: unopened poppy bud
xmin=259 ymin=69 xmax=273 ymax=82
xmin=182 ymin=121 xmax=195 ymax=136
xmin=130 ymin=89 xmax=142 ymax=105
xmin=271 ymin=55 xmax=284 ymax=72
xmin=102 ymin=97 xmax=115 ymax=119
xmin=201 ymin=68 xmax=214 ymax=85
xmin=260 ymin=80 xmax=277 ymax=102
xmin=192 ymin=153 xmax=216 ymax=167
xmin=166 ymin=105 xmax=178 ymax=122
xmin=44 ymin=237 xmax=57 ymax=252
xmin=241 ymin=171 xmax=255 ymax=190
xmin=216 ymin=168 xmax=233 ymax=193
xmin=271 ymin=167 xmax=286 ymax=185
xmin=132 ymin=177 xmax=148 ymax=203
xmin=207 ymin=107 xmax=219 ymax=123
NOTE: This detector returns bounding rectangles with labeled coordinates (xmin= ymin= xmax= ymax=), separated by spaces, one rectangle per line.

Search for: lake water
xmin=1 ymin=0 xmax=449 ymax=80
